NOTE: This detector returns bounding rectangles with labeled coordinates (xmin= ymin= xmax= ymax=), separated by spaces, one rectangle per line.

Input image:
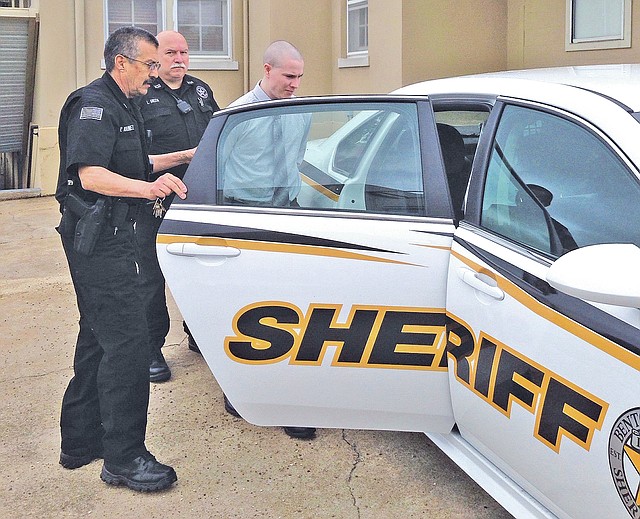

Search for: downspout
xmin=74 ymin=0 xmax=86 ymax=88
xmin=243 ymin=0 xmax=249 ymax=93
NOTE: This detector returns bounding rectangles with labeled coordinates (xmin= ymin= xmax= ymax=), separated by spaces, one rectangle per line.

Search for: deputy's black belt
xmin=111 ymin=199 xmax=140 ymax=224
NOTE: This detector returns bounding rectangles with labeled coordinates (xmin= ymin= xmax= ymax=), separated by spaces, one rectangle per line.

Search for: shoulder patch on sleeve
xmin=80 ymin=107 xmax=104 ymax=120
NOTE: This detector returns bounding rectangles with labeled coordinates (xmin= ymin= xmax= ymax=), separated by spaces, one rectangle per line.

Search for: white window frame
xmin=103 ymin=0 xmax=236 ymax=70
xmin=565 ymin=0 xmax=631 ymax=51
xmin=338 ymin=0 xmax=369 ymax=69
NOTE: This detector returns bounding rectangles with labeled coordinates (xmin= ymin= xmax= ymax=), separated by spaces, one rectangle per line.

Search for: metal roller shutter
xmin=0 ymin=15 xmax=29 ymax=152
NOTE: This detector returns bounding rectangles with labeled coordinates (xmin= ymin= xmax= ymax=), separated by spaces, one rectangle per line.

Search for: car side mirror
xmin=546 ymin=244 xmax=640 ymax=308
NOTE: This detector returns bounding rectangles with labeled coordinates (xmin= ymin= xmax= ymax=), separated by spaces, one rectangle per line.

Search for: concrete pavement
xmin=0 ymin=195 xmax=512 ymax=518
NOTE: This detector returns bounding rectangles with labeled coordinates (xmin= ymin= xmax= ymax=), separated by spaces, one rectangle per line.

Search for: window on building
xmin=566 ymin=0 xmax=631 ymax=51
xmin=104 ymin=0 xmax=234 ymax=68
xmin=177 ymin=0 xmax=228 ymax=57
xmin=106 ymin=0 xmax=162 ymax=35
xmin=347 ymin=0 xmax=368 ymax=56
xmin=339 ymin=0 xmax=368 ymax=68
xmin=0 ymin=1 xmax=32 ymax=6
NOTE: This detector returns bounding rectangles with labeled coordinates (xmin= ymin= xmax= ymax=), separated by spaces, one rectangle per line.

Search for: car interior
xmin=481 ymin=104 xmax=640 ymax=257
xmin=434 ymin=108 xmax=489 ymax=221
xmin=436 ymin=123 xmax=471 ymax=221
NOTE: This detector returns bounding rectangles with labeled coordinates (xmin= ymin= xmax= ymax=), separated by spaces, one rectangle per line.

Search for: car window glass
xmin=482 ymin=145 xmax=555 ymax=253
xmin=481 ymin=104 xmax=640 ymax=256
xmin=363 ymin=113 xmax=424 ymax=215
xmin=217 ymin=102 xmax=426 ymax=217
xmin=333 ymin=111 xmax=386 ymax=177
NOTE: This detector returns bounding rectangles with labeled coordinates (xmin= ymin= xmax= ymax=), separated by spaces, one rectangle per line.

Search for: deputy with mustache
xmin=138 ymin=31 xmax=220 ymax=383
xmin=56 ymin=26 xmax=191 ymax=492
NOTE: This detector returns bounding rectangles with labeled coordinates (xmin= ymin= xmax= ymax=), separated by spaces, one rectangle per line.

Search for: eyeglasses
xmin=121 ymin=55 xmax=161 ymax=71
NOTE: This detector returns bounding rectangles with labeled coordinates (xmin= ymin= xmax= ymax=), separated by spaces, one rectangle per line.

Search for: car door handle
xmin=166 ymin=242 xmax=241 ymax=258
xmin=457 ymin=268 xmax=505 ymax=300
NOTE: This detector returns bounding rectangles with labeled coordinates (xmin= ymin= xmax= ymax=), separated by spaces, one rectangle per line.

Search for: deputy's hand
xmin=147 ymin=173 xmax=188 ymax=200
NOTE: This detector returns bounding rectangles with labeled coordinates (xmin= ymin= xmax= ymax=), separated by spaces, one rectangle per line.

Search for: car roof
xmin=394 ymin=64 xmax=640 ymax=113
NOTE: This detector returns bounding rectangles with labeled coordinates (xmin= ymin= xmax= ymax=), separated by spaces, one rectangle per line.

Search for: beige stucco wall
xmin=402 ymin=0 xmax=508 ymax=85
xmin=247 ymin=0 xmax=406 ymax=96
xmin=24 ymin=0 xmax=510 ymax=194
xmin=201 ymin=0 xmax=246 ymax=108
xmin=31 ymin=1 xmax=250 ymax=124
xmin=328 ymin=0 xmax=509 ymax=95
xmin=29 ymin=1 xmax=72 ymax=193
xmin=507 ymin=0 xmax=640 ymax=69
xmin=244 ymin=0 xmax=333 ymax=98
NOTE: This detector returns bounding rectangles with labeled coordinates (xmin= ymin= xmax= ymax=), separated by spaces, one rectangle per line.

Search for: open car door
xmin=445 ymin=99 xmax=640 ymax=519
xmin=158 ymin=97 xmax=457 ymax=433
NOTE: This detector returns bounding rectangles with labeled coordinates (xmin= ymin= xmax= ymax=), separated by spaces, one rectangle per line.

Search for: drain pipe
xmin=26 ymin=125 xmax=38 ymax=189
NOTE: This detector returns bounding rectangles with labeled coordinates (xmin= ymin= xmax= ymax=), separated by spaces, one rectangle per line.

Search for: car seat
xmin=437 ymin=123 xmax=470 ymax=220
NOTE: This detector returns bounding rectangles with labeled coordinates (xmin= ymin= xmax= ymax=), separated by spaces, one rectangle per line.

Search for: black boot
xmin=100 ymin=453 xmax=177 ymax=492
xmin=59 ymin=449 xmax=103 ymax=469
xmin=149 ymin=347 xmax=171 ymax=383
xmin=283 ymin=427 xmax=316 ymax=440
xmin=223 ymin=394 xmax=241 ymax=418
xmin=184 ymin=321 xmax=201 ymax=354
xmin=59 ymin=437 xmax=104 ymax=469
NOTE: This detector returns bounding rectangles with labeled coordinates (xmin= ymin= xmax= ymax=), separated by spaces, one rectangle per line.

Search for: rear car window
xmin=216 ymin=102 xmax=426 ymax=217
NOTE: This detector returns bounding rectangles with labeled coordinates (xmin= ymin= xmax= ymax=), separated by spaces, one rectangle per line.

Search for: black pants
xmin=60 ymin=216 xmax=150 ymax=464
xmin=134 ymin=205 xmax=170 ymax=353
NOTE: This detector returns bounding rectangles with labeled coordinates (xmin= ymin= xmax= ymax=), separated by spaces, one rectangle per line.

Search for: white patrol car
xmin=158 ymin=65 xmax=640 ymax=519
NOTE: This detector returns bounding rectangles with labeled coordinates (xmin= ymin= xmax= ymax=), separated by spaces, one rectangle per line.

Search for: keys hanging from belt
xmin=152 ymin=197 xmax=166 ymax=218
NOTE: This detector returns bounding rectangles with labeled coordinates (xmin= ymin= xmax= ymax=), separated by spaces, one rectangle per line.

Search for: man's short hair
xmin=263 ymin=40 xmax=303 ymax=68
xmin=104 ymin=26 xmax=158 ymax=72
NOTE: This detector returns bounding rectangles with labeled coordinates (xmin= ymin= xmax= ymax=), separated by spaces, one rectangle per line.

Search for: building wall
xmin=507 ymin=0 xmax=640 ymax=69
xmin=245 ymin=0 xmax=333 ymax=98
xmin=30 ymin=0 xmax=75 ymax=195
xmin=30 ymin=0 xmax=249 ymax=194
xmin=242 ymin=0 xmax=405 ymax=97
xmin=402 ymin=0 xmax=508 ymax=85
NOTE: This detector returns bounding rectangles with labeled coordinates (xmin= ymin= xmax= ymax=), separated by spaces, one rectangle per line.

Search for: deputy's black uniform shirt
xmin=139 ymin=75 xmax=219 ymax=180
xmin=55 ymin=72 xmax=151 ymax=205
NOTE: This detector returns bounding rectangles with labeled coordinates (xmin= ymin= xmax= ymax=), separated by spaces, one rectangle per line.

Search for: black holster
xmin=65 ymin=192 xmax=110 ymax=255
